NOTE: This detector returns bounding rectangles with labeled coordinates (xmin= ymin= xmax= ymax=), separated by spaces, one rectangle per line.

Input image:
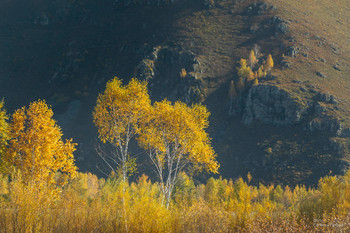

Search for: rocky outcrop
xmin=244 ymin=2 xmax=276 ymax=16
xmin=243 ymin=84 xmax=307 ymax=125
xmin=306 ymin=118 xmax=342 ymax=136
xmin=135 ymin=46 xmax=204 ymax=104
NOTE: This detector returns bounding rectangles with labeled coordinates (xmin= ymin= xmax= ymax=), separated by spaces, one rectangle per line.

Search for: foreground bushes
xmin=0 ymin=171 xmax=350 ymax=232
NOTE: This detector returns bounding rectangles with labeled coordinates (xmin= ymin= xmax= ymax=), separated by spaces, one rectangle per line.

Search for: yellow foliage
xmin=265 ymin=54 xmax=274 ymax=72
xmin=249 ymin=49 xmax=257 ymax=68
xmin=237 ymin=59 xmax=253 ymax=79
xmin=139 ymin=100 xmax=218 ymax=174
xmin=179 ymin=68 xmax=187 ymax=78
xmin=0 ymin=170 xmax=349 ymax=231
xmin=4 ymin=100 xmax=77 ymax=186
xmin=93 ymin=77 xmax=151 ymax=180
xmin=138 ymin=100 xmax=218 ymax=206
xmin=257 ymin=66 xmax=266 ymax=79
xmin=93 ymin=77 xmax=151 ymax=146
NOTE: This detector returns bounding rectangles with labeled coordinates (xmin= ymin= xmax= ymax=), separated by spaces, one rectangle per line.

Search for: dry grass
xmin=266 ymin=0 xmax=350 ymax=124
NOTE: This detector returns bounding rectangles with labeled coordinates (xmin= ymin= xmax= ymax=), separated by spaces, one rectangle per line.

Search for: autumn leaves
xmin=0 ymin=100 xmax=77 ymax=187
xmin=93 ymin=77 xmax=219 ymax=206
xmin=0 ymin=76 xmax=218 ymax=208
xmin=233 ymin=50 xmax=274 ymax=96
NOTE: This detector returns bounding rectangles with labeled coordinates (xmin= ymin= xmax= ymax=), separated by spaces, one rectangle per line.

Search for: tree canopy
xmin=3 ymin=100 xmax=77 ymax=185
xmin=138 ymin=100 xmax=219 ymax=206
xmin=93 ymin=77 xmax=151 ymax=180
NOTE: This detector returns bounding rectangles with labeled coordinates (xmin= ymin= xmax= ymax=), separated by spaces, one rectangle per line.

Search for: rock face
xmin=135 ymin=46 xmax=204 ymax=104
xmin=244 ymin=2 xmax=275 ymax=16
xmin=306 ymin=118 xmax=342 ymax=136
xmin=242 ymin=85 xmax=307 ymax=125
xmin=268 ymin=16 xmax=289 ymax=35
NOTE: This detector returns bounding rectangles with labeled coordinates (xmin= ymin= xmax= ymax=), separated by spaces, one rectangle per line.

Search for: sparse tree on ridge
xmin=249 ymin=50 xmax=257 ymax=68
xmin=265 ymin=54 xmax=274 ymax=72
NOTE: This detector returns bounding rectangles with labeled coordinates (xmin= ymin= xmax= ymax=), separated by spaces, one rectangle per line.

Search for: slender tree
xmin=237 ymin=77 xmax=245 ymax=92
xmin=265 ymin=54 xmax=274 ymax=72
xmin=0 ymin=100 xmax=9 ymax=173
xmin=138 ymin=100 xmax=219 ymax=207
xmin=249 ymin=50 xmax=257 ymax=68
xmin=93 ymin=77 xmax=151 ymax=181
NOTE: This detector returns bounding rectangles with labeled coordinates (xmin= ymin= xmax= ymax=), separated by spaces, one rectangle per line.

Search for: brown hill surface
xmin=0 ymin=0 xmax=349 ymax=186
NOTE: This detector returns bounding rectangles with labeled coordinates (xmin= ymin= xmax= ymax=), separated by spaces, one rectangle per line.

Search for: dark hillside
xmin=0 ymin=0 xmax=349 ymax=186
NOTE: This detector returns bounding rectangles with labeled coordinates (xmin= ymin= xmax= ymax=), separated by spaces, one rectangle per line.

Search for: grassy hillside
xmin=0 ymin=0 xmax=349 ymax=186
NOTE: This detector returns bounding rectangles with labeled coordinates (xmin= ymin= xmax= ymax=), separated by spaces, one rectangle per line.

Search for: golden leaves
xmin=265 ymin=54 xmax=274 ymax=72
xmin=138 ymin=99 xmax=219 ymax=174
xmin=93 ymin=77 xmax=151 ymax=146
xmin=4 ymin=100 xmax=77 ymax=186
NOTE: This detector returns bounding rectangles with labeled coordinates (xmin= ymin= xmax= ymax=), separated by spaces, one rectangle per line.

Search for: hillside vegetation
xmin=0 ymin=0 xmax=349 ymax=186
xmin=1 ymin=171 xmax=350 ymax=232
xmin=0 ymin=1 xmax=350 ymax=229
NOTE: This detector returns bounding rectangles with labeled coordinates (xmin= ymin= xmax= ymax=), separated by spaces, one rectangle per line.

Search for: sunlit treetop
xmin=4 ymin=100 xmax=77 ymax=186
xmin=138 ymin=99 xmax=219 ymax=174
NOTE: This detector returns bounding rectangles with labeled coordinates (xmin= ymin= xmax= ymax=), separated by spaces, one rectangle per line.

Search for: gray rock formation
xmin=244 ymin=2 xmax=275 ymax=16
xmin=135 ymin=46 xmax=204 ymax=104
xmin=316 ymin=71 xmax=326 ymax=78
xmin=306 ymin=118 xmax=342 ymax=136
xmin=243 ymin=84 xmax=307 ymax=125
xmin=286 ymin=46 xmax=299 ymax=57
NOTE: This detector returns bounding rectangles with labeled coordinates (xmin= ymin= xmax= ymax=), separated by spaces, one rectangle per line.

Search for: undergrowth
xmin=1 ymin=170 xmax=350 ymax=232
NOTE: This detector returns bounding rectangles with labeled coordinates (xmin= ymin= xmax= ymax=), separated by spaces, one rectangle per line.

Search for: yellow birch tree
xmin=138 ymin=100 xmax=219 ymax=207
xmin=4 ymin=100 xmax=77 ymax=186
xmin=93 ymin=77 xmax=151 ymax=181
xmin=265 ymin=54 xmax=274 ymax=72
xmin=0 ymin=100 xmax=10 ymax=173
xmin=237 ymin=59 xmax=252 ymax=78
xmin=249 ymin=50 xmax=257 ymax=68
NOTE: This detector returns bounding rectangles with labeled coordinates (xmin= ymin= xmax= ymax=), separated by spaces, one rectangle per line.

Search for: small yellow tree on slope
xmin=138 ymin=100 xmax=219 ymax=207
xmin=265 ymin=54 xmax=274 ymax=72
xmin=93 ymin=77 xmax=151 ymax=181
xmin=249 ymin=50 xmax=257 ymax=68
xmin=3 ymin=100 xmax=77 ymax=186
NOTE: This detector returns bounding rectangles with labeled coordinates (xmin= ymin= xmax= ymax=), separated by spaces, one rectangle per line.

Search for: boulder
xmin=286 ymin=46 xmax=299 ymax=57
xmin=242 ymin=84 xmax=307 ymax=125
xmin=244 ymin=2 xmax=272 ymax=16
xmin=316 ymin=71 xmax=326 ymax=78
xmin=306 ymin=117 xmax=342 ymax=136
